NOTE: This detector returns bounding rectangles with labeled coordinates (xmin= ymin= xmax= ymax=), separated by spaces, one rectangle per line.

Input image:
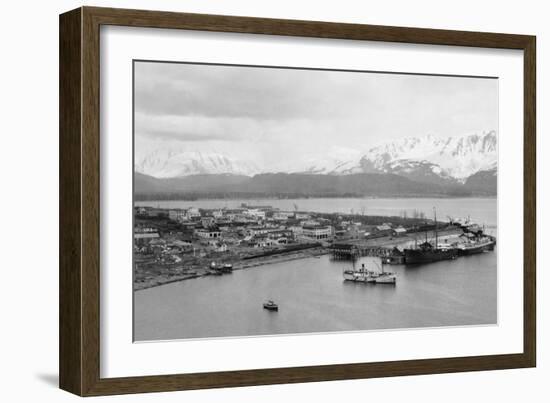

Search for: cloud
xmin=134 ymin=60 xmax=498 ymax=164
xmin=134 ymin=61 xmax=377 ymax=120
xmin=135 ymin=112 xmax=265 ymax=143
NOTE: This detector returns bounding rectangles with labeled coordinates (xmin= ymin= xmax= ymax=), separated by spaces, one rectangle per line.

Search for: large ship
xmin=456 ymin=234 xmax=496 ymax=255
xmin=404 ymin=241 xmax=458 ymax=264
xmin=404 ymin=208 xmax=458 ymax=265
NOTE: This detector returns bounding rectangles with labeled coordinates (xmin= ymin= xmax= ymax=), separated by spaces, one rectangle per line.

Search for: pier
xmin=330 ymin=227 xmax=465 ymax=262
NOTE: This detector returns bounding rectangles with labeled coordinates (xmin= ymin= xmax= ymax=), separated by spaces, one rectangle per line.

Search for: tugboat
xmin=263 ymin=300 xmax=278 ymax=311
xmin=343 ymin=262 xmax=374 ymax=282
xmin=404 ymin=208 xmax=458 ymax=265
xmin=343 ymin=259 xmax=396 ymax=284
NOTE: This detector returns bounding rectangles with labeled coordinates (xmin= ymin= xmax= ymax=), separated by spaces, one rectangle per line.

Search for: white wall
xmin=0 ymin=0 xmax=546 ymax=401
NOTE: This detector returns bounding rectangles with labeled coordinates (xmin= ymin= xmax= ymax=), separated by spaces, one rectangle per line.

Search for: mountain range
xmin=134 ymin=131 xmax=497 ymax=198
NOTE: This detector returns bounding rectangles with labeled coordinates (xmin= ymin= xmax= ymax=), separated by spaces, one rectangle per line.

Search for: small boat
xmin=210 ymin=261 xmax=233 ymax=274
xmin=263 ymin=300 xmax=278 ymax=311
xmin=221 ymin=263 xmax=233 ymax=273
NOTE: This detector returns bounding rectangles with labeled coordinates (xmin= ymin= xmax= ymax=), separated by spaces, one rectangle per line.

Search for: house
xmin=233 ymin=214 xmax=257 ymax=224
xmin=224 ymin=208 xmax=246 ymax=221
xmin=334 ymin=228 xmax=348 ymax=238
xmin=135 ymin=226 xmax=158 ymax=233
xmin=288 ymin=225 xmax=303 ymax=236
xmin=135 ymin=206 xmax=148 ymax=217
xmin=201 ymin=216 xmax=215 ymax=228
xmin=346 ymin=226 xmax=368 ymax=239
xmin=173 ymin=236 xmax=193 ymax=246
xmin=186 ymin=207 xmax=201 ymax=219
xmin=221 ymin=233 xmax=240 ymax=245
xmin=267 ymin=229 xmax=293 ymax=239
xmin=169 ymin=239 xmax=194 ymax=252
xmin=148 ymin=238 xmax=166 ymax=252
xmin=168 ymin=209 xmax=187 ymax=222
xmin=179 ymin=221 xmax=197 ymax=231
xmin=375 ymin=224 xmax=394 ymax=236
xmin=245 ymin=209 xmax=266 ymax=220
xmin=212 ymin=242 xmax=228 ymax=253
xmin=146 ymin=208 xmax=168 ymax=218
xmin=394 ymin=226 xmax=408 ymax=236
xmin=272 ymin=212 xmax=290 ymax=221
xmin=247 ymin=226 xmax=269 ymax=236
xmin=302 ymin=225 xmax=332 ymax=240
xmin=212 ymin=210 xmax=224 ymax=219
xmin=302 ymin=219 xmax=321 ymax=227
xmin=134 ymin=231 xmax=160 ymax=246
xmin=195 ymin=228 xmax=222 ymax=239
xmin=253 ymin=238 xmax=276 ymax=248
xmin=216 ymin=220 xmax=232 ymax=228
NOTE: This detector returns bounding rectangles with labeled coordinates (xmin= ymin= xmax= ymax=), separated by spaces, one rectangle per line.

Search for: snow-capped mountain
xmin=280 ymin=131 xmax=497 ymax=185
xmin=135 ymin=148 xmax=258 ymax=178
xmin=358 ymin=131 xmax=497 ymax=183
xmin=269 ymin=148 xmax=363 ymax=175
xmin=290 ymin=157 xmax=362 ymax=175
xmin=135 ymin=131 xmax=497 ymax=186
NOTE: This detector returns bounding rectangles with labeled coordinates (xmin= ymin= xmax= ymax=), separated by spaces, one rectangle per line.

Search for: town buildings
xmin=302 ymin=225 xmax=332 ymax=240
xmin=134 ymin=204 xmax=425 ymax=265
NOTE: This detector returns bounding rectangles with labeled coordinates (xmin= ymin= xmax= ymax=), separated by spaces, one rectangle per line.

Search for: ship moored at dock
xmin=404 ymin=242 xmax=458 ymax=264
xmin=404 ymin=207 xmax=459 ymax=265
xmin=456 ymin=234 xmax=496 ymax=255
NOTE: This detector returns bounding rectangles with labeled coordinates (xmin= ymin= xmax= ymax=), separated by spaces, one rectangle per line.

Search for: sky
xmin=134 ymin=60 xmax=498 ymax=170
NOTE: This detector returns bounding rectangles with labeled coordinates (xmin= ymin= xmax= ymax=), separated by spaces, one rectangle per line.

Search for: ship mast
xmin=434 ymin=207 xmax=438 ymax=249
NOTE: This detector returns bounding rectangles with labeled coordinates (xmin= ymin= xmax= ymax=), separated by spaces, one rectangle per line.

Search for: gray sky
xmin=134 ymin=61 xmax=498 ymax=168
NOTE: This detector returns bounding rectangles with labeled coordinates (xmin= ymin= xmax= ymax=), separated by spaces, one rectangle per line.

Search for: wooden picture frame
xmin=59 ymin=6 xmax=536 ymax=396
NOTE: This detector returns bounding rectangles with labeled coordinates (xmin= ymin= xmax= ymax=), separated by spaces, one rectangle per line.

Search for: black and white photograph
xmin=132 ymin=60 xmax=498 ymax=342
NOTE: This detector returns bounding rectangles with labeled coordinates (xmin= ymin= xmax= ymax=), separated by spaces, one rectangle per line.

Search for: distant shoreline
xmin=134 ymin=170 xmax=497 ymax=201
xmin=135 ymin=195 xmax=497 ymax=202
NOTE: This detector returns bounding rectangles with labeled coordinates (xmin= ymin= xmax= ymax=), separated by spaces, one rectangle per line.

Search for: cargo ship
xmin=404 ymin=241 xmax=458 ymax=264
xmin=404 ymin=207 xmax=458 ymax=265
xmin=456 ymin=234 xmax=496 ymax=255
